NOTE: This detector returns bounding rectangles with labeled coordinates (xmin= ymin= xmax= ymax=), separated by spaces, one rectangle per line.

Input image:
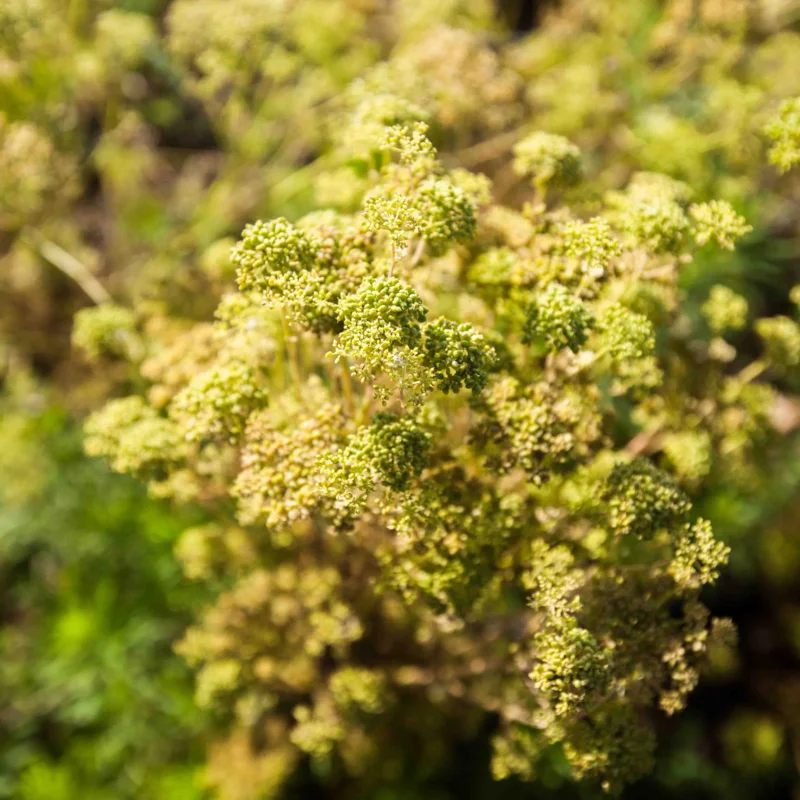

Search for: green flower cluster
xmin=421 ymin=318 xmax=495 ymax=394
xmin=234 ymin=215 xmax=376 ymax=333
xmin=320 ymin=412 xmax=431 ymax=509
xmin=415 ymin=178 xmax=476 ymax=255
xmin=755 ymin=315 xmax=800 ymax=370
xmin=385 ymin=469 xmax=525 ymax=611
xmin=764 ymin=97 xmax=800 ymax=173
xmin=597 ymin=304 xmax=659 ymax=386
xmin=601 ymin=458 xmax=692 ymax=539
xmin=690 ymin=200 xmax=752 ymax=250
xmin=334 ymin=275 xmax=427 ymax=385
xmin=72 ymin=304 xmax=140 ymax=361
xmin=616 ymin=193 xmax=690 ymax=254
xmin=563 ymin=706 xmax=656 ymax=794
xmin=702 ymin=285 xmax=749 ymax=333
xmin=478 ymin=377 xmax=599 ymax=483
xmin=523 ymin=540 xmax=583 ymax=614
xmin=0 ymin=115 xmax=75 ymax=229
xmin=523 ymin=283 xmax=594 ymax=353
xmin=561 ymin=217 xmax=622 ymax=287
xmin=531 ymin=616 xmax=611 ymax=717
xmin=381 ymin=121 xmax=439 ymax=175
xmin=670 ymin=519 xmax=731 ymax=590
xmin=84 ymin=397 xmax=182 ymax=477
xmin=233 ymin=218 xmax=316 ymax=299
xmin=363 ymin=189 xmax=421 ymax=250
xmin=233 ymin=404 xmax=346 ymax=533
xmin=513 ymin=132 xmax=583 ymax=191
xmin=170 ymin=362 xmax=268 ymax=442
xmin=68 ymin=14 xmax=781 ymax=795
xmin=360 ymin=123 xmax=477 ymax=256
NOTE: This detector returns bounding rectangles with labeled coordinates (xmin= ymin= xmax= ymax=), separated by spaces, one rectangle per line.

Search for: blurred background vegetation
xmin=1 ymin=0 xmax=799 ymax=797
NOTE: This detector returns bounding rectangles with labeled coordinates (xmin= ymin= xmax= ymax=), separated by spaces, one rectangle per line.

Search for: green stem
xmin=567 ymin=347 xmax=610 ymax=378
xmin=339 ymin=359 xmax=356 ymax=417
xmin=736 ymin=359 xmax=768 ymax=385
xmin=281 ymin=314 xmax=305 ymax=400
xmin=409 ymin=238 xmax=425 ymax=268
xmin=24 ymin=228 xmax=112 ymax=305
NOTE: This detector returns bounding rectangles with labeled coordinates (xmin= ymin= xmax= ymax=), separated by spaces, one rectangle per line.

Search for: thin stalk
xmin=281 ymin=313 xmax=305 ymax=400
xmin=736 ymin=358 xmax=768 ymax=385
xmin=24 ymin=228 xmax=112 ymax=305
xmin=454 ymin=127 xmax=526 ymax=167
xmin=323 ymin=336 xmax=339 ymax=397
xmin=625 ymin=425 xmax=663 ymax=457
xmin=339 ymin=358 xmax=356 ymax=416
xmin=566 ymin=346 xmax=610 ymax=378
xmin=409 ymin=238 xmax=426 ymax=268
xmin=357 ymin=385 xmax=374 ymax=425
xmin=532 ymin=182 xmax=547 ymax=210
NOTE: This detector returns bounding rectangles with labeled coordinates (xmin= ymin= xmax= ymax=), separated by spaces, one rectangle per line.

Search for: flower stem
xmin=24 ymin=228 xmax=112 ymax=305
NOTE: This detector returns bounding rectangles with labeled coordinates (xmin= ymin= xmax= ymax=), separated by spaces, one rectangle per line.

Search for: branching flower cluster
xmin=78 ymin=103 xmax=768 ymax=795
xmin=41 ymin=4 xmax=800 ymax=797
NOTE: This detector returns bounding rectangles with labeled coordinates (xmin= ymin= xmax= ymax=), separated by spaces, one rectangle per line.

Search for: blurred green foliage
xmin=0 ymin=377 xmax=211 ymax=799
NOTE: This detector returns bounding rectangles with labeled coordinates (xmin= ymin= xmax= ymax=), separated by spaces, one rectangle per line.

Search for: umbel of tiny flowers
xmin=669 ymin=519 xmax=731 ymax=590
xmin=335 ymin=89 xmax=432 ymax=168
xmin=755 ymin=315 xmax=800 ymax=370
xmin=333 ymin=275 xmax=427 ymax=383
xmin=380 ymin=121 xmax=438 ymax=175
xmin=84 ymin=396 xmax=183 ymax=477
xmin=562 ymin=704 xmax=656 ymax=794
xmin=414 ymin=178 xmax=476 ymax=256
xmin=421 ymin=317 xmax=495 ymax=394
xmin=232 ymin=217 xmax=316 ymax=300
xmin=596 ymin=304 xmax=657 ymax=369
xmin=523 ymin=283 xmax=593 ymax=353
xmin=361 ymin=122 xmax=477 ymax=263
xmin=233 ymin=404 xmax=347 ymax=531
xmin=615 ymin=192 xmax=689 ymax=254
xmin=560 ymin=217 xmax=622 ymax=288
xmin=689 ymin=201 xmax=752 ymax=250
xmin=512 ymin=131 xmax=583 ymax=194
xmin=531 ymin=615 xmax=611 ymax=718
xmin=170 ymin=362 xmax=268 ymax=443
xmin=318 ymin=412 xmax=431 ymax=509
xmin=72 ymin=303 xmax=142 ymax=361
xmin=478 ymin=377 xmax=589 ymax=483
xmin=362 ymin=187 xmax=421 ymax=257
xmin=702 ymin=285 xmax=748 ymax=334
xmin=764 ymin=97 xmax=800 ymax=173
xmin=601 ymin=458 xmax=692 ymax=539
